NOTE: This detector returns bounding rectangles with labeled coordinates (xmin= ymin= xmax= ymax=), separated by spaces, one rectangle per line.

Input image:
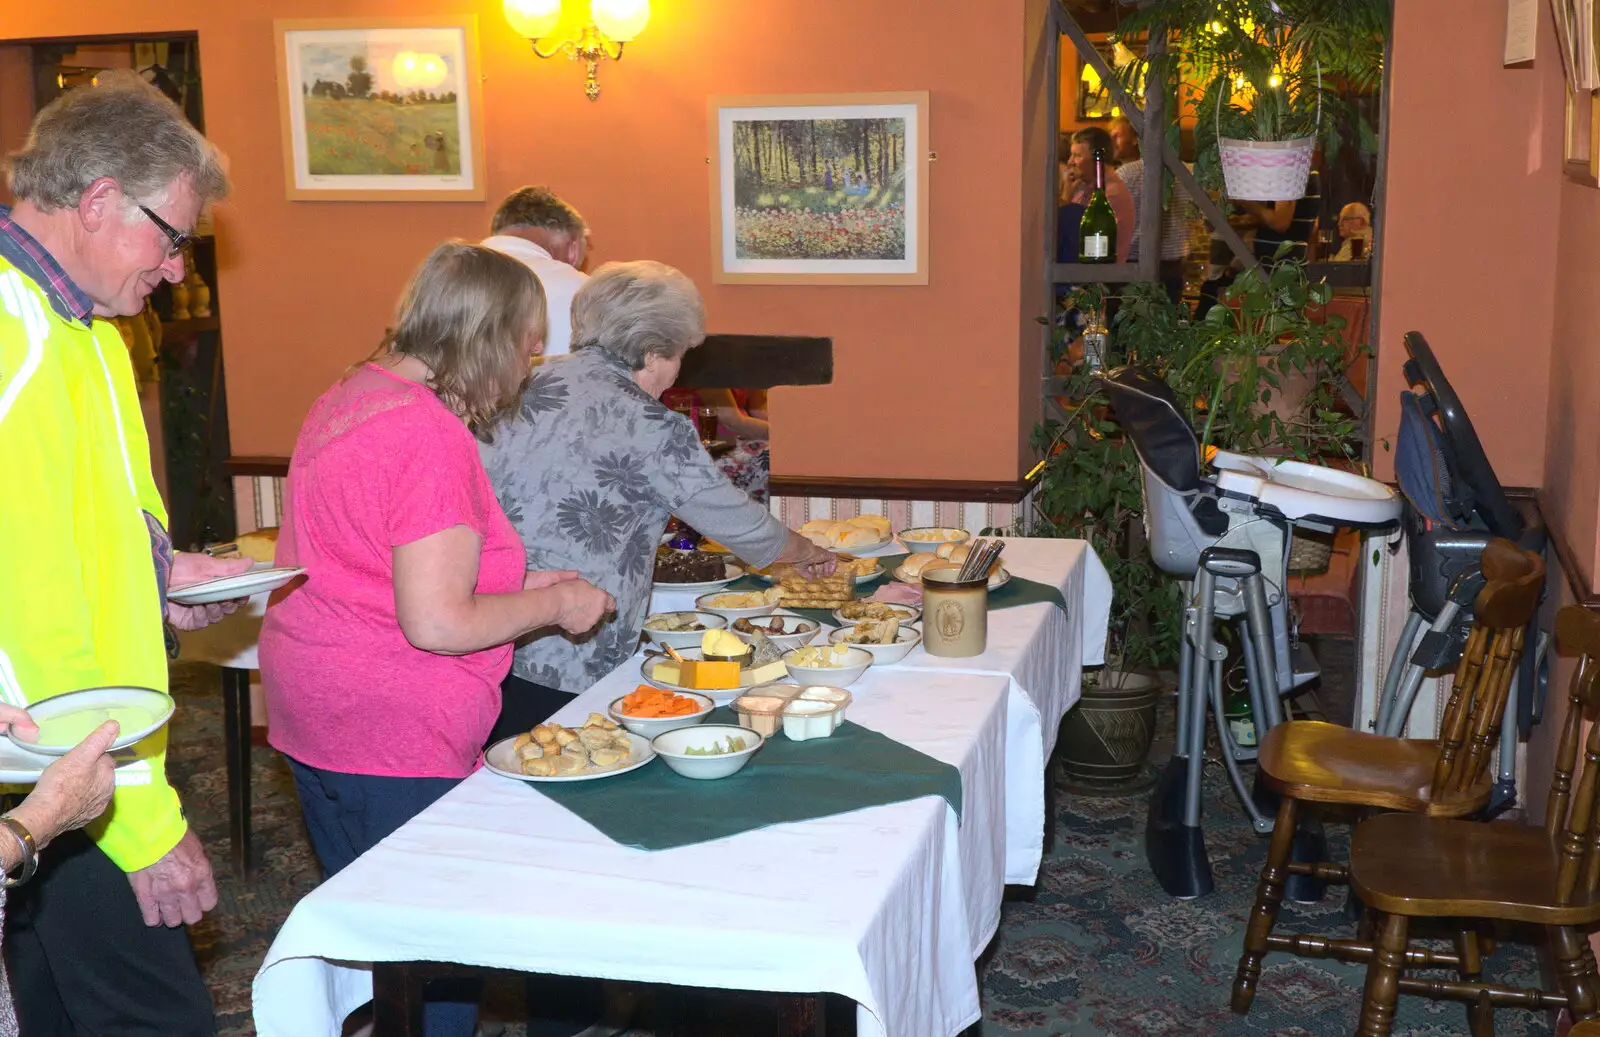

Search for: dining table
xmin=251 ymin=536 xmax=1111 ymax=1037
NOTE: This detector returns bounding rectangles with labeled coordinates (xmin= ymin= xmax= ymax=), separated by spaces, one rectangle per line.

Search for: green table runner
xmin=532 ymin=707 xmax=962 ymax=851
xmin=722 ymin=552 xmax=1066 ymax=626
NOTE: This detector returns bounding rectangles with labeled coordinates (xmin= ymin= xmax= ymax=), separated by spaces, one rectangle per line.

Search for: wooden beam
xmin=768 ymin=475 xmax=1038 ymax=504
xmin=674 ymin=334 xmax=833 ymax=390
xmin=1137 ymin=27 xmax=1165 ymax=282
xmin=1054 ymin=1 xmax=1257 ymax=271
xmin=1053 ymin=262 xmax=1148 ymax=283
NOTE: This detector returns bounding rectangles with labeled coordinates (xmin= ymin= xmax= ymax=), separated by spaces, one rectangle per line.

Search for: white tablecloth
xmin=254 ymin=669 xmax=1010 ymax=1037
xmin=655 ymin=537 xmax=1112 ymax=883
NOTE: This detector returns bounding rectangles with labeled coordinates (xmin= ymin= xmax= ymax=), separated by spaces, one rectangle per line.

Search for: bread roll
xmin=947 ymin=544 xmax=973 ymax=565
xmin=804 ymin=532 xmax=831 ymax=548
xmin=846 ymin=514 xmax=890 ymax=534
xmin=800 ymin=518 xmax=836 ymax=536
xmin=898 ymin=554 xmax=943 ymax=578
xmin=935 ymin=542 xmax=958 ymax=559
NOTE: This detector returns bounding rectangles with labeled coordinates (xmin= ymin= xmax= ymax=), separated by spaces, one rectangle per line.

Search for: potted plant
xmin=1036 ymin=265 xmax=1363 ymax=788
xmin=1112 ymin=0 xmax=1389 ymax=199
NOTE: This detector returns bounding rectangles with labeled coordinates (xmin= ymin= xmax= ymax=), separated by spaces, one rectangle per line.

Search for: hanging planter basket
xmin=1216 ymin=60 xmax=1319 ymax=202
xmin=1218 ymin=135 xmax=1315 ymax=201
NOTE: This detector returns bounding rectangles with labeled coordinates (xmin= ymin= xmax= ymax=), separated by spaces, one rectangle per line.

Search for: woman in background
xmin=260 ymin=242 xmax=612 ymax=1037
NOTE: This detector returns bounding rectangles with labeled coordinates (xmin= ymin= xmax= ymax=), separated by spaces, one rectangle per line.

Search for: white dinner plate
xmin=6 ymin=686 xmax=175 ymax=757
xmin=750 ymin=563 xmax=884 ymax=586
xmin=827 ymin=536 xmax=892 ymax=556
xmin=483 ymin=730 xmax=654 ymax=783
xmin=639 ymin=648 xmax=779 ymax=704
xmin=830 ymin=603 xmax=921 ymax=628
xmin=168 ymin=566 xmax=305 ymax=605
xmin=0 ymin=739 xmax=150 ymax=784
xmin=893 ymin=565 xmax=1011 ymax=592
xmin=651 ymin=564 xmax=745 ymax=593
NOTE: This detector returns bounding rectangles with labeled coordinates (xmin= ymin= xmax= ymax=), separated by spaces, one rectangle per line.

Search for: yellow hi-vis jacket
xmin=0 ymin=255 xmax=186 ymax=872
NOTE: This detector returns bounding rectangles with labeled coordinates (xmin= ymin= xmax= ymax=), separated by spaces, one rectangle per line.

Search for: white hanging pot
xmin=1218 ymin=135 xmax=1315 ymax=200
xmin=1217 ymin=61 xmax=1319 ymax=201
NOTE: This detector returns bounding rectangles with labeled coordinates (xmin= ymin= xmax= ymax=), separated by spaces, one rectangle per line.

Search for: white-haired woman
xmin=481 ymin=260 xmax=834 ymax=736
xmin=261 ymin=242 xmax=613 ymax=1037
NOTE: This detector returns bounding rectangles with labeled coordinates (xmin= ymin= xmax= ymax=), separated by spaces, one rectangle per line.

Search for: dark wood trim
xmin=768 ymin=475 xmax=1038 ymax=504
xmin=1529 ymin=488 xmax=1600 ymax=610
xmin=225 ymin=456 xmax=290 ymax=477
xmin=160 ymin=316 xmax=220 ymax=338
xmin=674 ymin=334 xmax=832 ymax=390
xmin=1565 ymin=160 xmax=1600 ymax=189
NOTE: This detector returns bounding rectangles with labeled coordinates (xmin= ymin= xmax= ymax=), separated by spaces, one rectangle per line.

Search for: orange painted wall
xmin=1547 ymin=181 xmax=1600 ymax=589
xmin=0 ymin=1 xmax=1038 ymax=484
xmin=1373 ymin=0 xmax=1561 ymax=489
xmin=0 ymin=47 xmax=31 ymax=205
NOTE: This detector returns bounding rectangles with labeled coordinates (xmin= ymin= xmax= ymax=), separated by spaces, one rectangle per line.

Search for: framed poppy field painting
xmin=708 ymin=92 xmax=931 ymax=285
xmin=274 ymin=17 xmax=486 ymax=201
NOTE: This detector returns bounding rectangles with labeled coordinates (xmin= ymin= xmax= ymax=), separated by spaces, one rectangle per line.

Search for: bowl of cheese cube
xmin=782 ymin=644 xmax=873 ymax=688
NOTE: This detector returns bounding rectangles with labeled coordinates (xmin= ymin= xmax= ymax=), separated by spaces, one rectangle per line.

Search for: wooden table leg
xmin=221 ymin=666 xmax=253 ymax=877
xmin=372 ymin=962 xmax=425 ymax=1037
xmin=777 ymin=994 xmax=827 ymax=1036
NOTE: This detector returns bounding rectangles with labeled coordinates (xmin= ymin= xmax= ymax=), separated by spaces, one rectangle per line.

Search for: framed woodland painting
xmin=709 ymin=92 xmax=930 ymax=285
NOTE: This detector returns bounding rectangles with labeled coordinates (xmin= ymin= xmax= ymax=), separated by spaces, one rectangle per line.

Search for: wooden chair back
xmin=1547 ymin=606 xmax=1600 ymax=905
xmin=1429 ymin=539 xmax=1545 ymax=797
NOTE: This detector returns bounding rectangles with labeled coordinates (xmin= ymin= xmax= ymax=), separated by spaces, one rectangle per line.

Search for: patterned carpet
xmin=166 ymin=662 xmax=1556 ymax=1036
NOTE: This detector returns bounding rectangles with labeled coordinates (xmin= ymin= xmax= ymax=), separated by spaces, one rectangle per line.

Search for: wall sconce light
xmin=503 ymin=0 xmax=650 ymax=101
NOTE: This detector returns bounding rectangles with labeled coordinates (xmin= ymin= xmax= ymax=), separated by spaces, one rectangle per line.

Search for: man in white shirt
xmin=481 ymin=186 xmax=589 ymax=356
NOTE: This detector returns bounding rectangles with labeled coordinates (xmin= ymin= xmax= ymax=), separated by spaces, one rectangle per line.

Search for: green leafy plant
xmin=1112 ymin=0 xmax=1388 ymax=188
xmin=1032 ymin=259 xmax=1364 ymax=670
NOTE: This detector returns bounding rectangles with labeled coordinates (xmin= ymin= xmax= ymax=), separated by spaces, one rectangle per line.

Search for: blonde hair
xmin=384 ymin=242 xmax=546 ymax=438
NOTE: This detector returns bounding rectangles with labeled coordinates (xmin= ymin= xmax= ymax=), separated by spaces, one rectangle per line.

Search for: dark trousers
xmin=286 ymin=759 xmax=478 ymax=1037
xmin=487 ymin=673 xmax=577 ymax=748
xmin=4 ymin=828 xmax=215 ymax=1037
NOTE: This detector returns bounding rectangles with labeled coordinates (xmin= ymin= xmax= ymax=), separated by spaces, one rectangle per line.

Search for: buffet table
xmin=251 ymin=537 xmax=1110 ymax=1036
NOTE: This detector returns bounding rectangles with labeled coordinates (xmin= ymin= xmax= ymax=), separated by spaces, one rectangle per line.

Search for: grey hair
xmin=490 ymin=185 xmax=587 ymax=238
xmin=6 ymin=70 xmax=229 ymax=212
xmin=571 ymin=261 xmax=706 ymax=371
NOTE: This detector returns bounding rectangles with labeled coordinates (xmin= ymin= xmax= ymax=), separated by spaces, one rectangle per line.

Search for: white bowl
xmin=651 ymin=724 xmax=764 ymax=780
xmin=695 ymin=591 xmax=780 ymax=623
xmin=782 ymin=646 xmax=873 ymax=688
xmin=830 ymin=603 xmax=921 ymax=628
xmin=897 ymin=527 xmax=970 ymax=554
xmin=828 ymin=626 xmax=921 ymax=665
xmin=607 ymin=690 xmax=715 ymax=738
xmin=640 ymin=612 xmax=727 ymax=652
xmin=729 ymin=615 xmax=821 ymax=653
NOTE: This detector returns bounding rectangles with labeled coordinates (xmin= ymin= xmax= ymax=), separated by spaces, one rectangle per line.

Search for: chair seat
xmin=1351 ymin=812 xmax=1600 ymax=926
xmin=1257 ymin=720 xmax=1490 ymax=815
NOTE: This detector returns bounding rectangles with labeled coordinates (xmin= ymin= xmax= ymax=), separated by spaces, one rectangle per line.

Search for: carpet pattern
xmin=164 ymin=663 xmax=1557 ymax=1035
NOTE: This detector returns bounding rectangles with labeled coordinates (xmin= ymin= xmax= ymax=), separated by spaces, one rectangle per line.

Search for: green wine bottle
xmin=1078 ymin=147 xmax=1117 ymax=264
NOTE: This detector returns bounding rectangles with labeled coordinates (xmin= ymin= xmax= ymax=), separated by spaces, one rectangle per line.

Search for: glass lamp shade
xmin=590 ymin=0 xmax=649 ymax=42
xmin=391 ymin=51 xmax=421 ymax=89
xmin=504 ymin=0 xmax=563 ymax=39
xmin=413 ymin=53 xmax=449 ymax=89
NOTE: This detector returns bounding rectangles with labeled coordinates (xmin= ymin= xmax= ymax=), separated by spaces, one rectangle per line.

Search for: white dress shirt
xmin=480 ymin=234 xmax=589 ymax=356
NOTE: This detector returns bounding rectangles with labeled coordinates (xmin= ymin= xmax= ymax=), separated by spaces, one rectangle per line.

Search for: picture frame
xmin=274 ymin=17 xmax=486 ymax=202
xmin=708 ymin=92 xmax=930 ymax=286
xmin=1564 ymin=87 xmax=1600 ymax=186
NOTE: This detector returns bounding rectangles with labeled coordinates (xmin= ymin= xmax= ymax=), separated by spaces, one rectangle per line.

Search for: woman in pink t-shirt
xmin=259 ymin=243 xmax=612 ymax=1037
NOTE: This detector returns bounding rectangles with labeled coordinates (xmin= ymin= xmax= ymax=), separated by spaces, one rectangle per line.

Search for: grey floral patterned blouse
xmin=480 ymin=348 xmax=791 ymax=693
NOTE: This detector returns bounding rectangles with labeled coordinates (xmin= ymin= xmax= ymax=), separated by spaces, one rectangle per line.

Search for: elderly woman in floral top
xmin=480 ymin=260 xmax=834 ymax=736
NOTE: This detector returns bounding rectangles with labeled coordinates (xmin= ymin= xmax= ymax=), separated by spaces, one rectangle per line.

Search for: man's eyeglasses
xmin=138 ymin=205 xmax=194 ymax=259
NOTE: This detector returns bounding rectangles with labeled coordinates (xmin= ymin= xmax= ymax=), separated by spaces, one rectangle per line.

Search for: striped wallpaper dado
xmin=235 ymin=475 xmax=1036 ymax=538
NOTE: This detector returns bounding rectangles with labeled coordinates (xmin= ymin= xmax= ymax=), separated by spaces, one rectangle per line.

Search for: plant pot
xmin=1059 ymin=669 xmax=1163 ymax=789
xmin=1218 ymin=135 xmax=1314 ymax=201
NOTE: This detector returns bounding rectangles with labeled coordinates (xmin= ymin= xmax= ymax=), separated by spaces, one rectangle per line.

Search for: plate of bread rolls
xmin=895 ymin=543 xmax=1011 ymax=591
xmin=483 ymin=713 xmax=654 ymax=782
xmin=797 ymin=514 xmax=894 ymax=554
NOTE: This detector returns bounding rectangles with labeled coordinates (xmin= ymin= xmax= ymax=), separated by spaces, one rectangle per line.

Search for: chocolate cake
xmin=653 ymin=547 xmax=727 ymax=583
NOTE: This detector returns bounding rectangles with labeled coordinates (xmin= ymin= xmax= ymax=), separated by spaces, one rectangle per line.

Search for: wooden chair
xmin=1348 ymin=605 xmax=1600 ymax=1036
xmin=1231 ymin=538 xmax=1545 ymax=1014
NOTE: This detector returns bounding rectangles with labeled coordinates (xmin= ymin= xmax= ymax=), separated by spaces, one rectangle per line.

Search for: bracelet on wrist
xmin=0 ymin=814 xmax=38 ymax=887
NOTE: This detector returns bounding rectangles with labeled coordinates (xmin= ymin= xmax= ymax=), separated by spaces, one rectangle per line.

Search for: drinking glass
xmin=695 ymin=407 xmax=719 ymax=444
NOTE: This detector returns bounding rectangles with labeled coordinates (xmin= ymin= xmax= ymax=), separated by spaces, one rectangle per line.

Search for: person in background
xmin=482 ymin=186 xmax=590 ymax=356
xmin=1106 ymin=115 xmax=1194 ymax=303
xmin=1236 ymin=166 xmax=1323 ymax=265
xmin=1061 ymin=126 xmax=1135 ymax=263
xmin=0 ymin=70 xmax=253 ymax=1036
xmin=482 ymin=261 xmax=835 ymax=737
xmin=1332 ymin=201 xmax=1374 ymax=261
xmin=260 ymin=242 xmax=613 ymax=1037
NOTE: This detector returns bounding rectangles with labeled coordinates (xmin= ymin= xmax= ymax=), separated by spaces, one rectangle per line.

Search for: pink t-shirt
xmin=260 ymin=364 xmax=526 ymax=778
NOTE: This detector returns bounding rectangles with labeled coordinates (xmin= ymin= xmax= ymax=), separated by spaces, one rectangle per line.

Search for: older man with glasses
xmin=0 ymin=71 xmax=250 ymax=1035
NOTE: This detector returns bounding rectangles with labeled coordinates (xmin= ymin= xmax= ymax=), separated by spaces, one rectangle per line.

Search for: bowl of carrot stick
xmin=607 ymin=685 xmax=715 ymax=738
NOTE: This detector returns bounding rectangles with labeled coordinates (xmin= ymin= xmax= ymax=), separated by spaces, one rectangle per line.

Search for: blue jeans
xmin=287 ymin=758 xmax=479 ymax=1037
